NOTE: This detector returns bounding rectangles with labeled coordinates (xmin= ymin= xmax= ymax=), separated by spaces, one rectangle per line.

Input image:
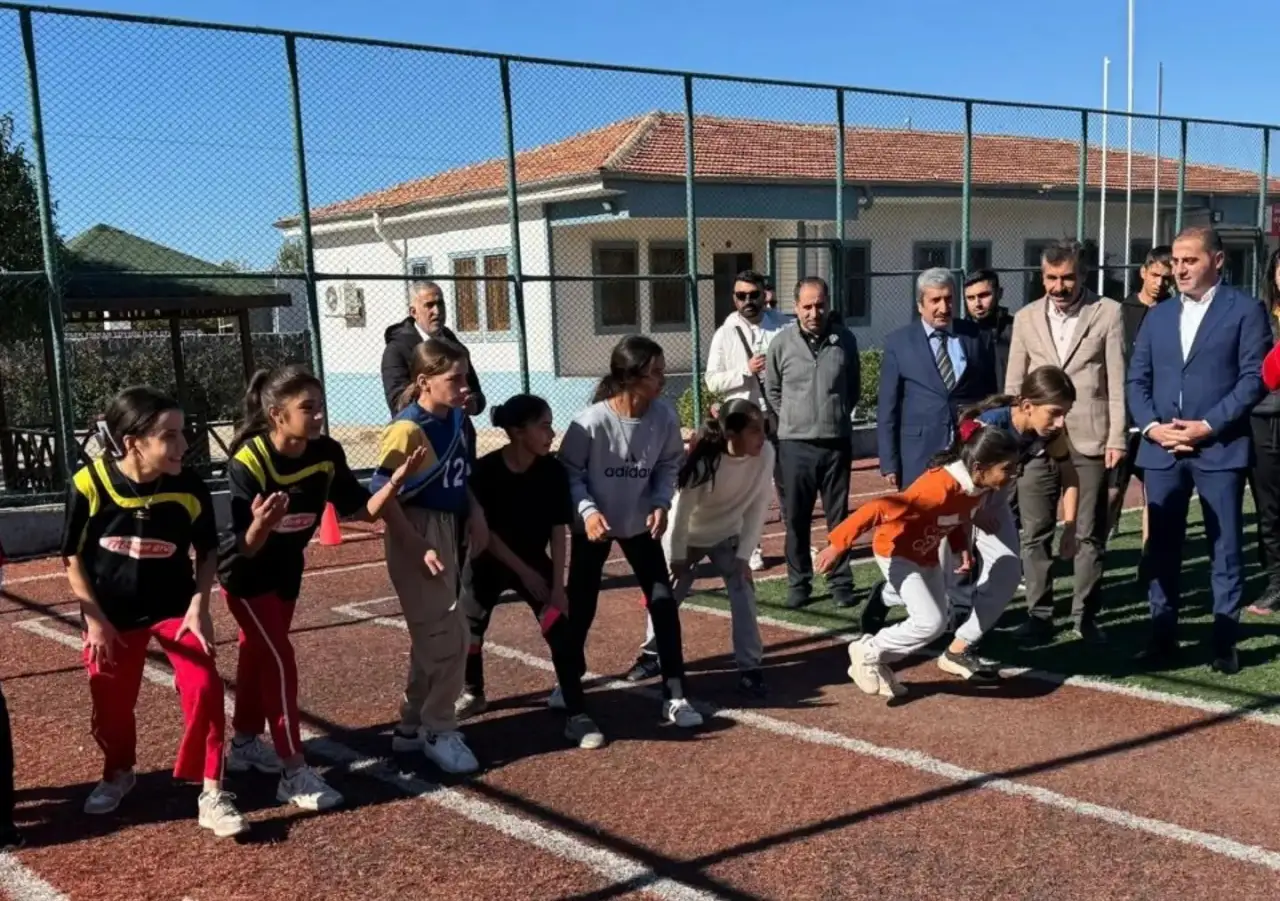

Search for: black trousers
xmin=778 ymin=438 xmax=854 ymax=606
xmin=460 ymin=557 xmax=578 ymax=700
xmin=1249 ymin=415 xmax=1280 ymax=591
xmin=565 ymin=532 xmax=685 ymax=713
xmin=1 ymin=682 xmax=13 ymax=829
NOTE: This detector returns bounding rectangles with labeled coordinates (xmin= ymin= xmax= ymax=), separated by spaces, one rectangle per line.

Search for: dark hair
xmin=734 ymin=270 xmax=767 ymax=291
xmin=592 ymin=335 xmax=665 ymax=403
xmin=928 ymin=421 xmax=1020 ymax=472
xmin=794 ymin=276 xmax=829 ymax=301
xmin=677 ymin=399 xmax=763 ymax=491
xmin=1041 ymin=239 xmax=1085 ymax=270
xmin=959 ymin=365 xmax=1076 ymax=422
xmin=963 ymin=268 xmax=1001 ymax=291
xmin=1264 ymin=246 xmax=1280 ymax=308
xmin=1175 ymin=225 xmax=1224 ymax=255
xmin=230 ymin=364 xmax=323 ymax=452
xmin=98 ymin=386 xmax=182 ymax=460
xmin=491 ymin=393 xmax=551 ymax=432
xmin=1144 ymin=245 xmax=1173 ymax=267
xmin=396 ymin=337 xmax=469 ymax=411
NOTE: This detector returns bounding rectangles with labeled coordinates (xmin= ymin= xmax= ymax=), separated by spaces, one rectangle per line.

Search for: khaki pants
xmin=385 ymin=506 xmax=466 ymax=735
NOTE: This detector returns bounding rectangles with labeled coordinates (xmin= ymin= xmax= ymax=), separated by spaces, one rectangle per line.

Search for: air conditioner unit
xmin=342 ymin=282 xmax=365 ymax=319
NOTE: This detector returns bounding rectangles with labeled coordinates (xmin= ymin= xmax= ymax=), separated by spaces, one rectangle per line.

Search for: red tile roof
xmin=298 ymin=112 xmax=1278 ymax=225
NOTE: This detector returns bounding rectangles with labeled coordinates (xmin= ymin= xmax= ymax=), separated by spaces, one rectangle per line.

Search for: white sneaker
xmin=455 ymin=690 xmax=488 ymax=721
xmin=662 ymin=697 xmax=704 ymax=728
xmin=225 ymin=736 xmax=284 ymax=774
xmin=391 ymin=725 xmax=424 ymax=753
xmin=876 ymin=663 xmax=908 ymax=698
xmin=564 ymin=714 xmax=606 ymax=750
xmin=846 ymin=636 xmax=884 ymax=696
xmin=198 ymin=789 xmax=249 ymax=838
xmin=547 ymin=685 xmax=566 ymax=710
xmin=423 ymin=730 xmax=479 ymax=774
xmin=748 ymin=548 xmax=765 ymax=571
xmin=276 ymin=765 xmax=343 ymax=811
xmin=84 ymin=769 xmax=136 ymax=814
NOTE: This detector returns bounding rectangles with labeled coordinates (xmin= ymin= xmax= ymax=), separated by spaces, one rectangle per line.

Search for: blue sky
xmin=4 ymin=0 xmax=1277 ymax=268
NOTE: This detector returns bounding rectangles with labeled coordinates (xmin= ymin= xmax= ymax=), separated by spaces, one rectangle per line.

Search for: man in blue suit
xmin=878 ymin=267 xmax=996 ymax=488
xmin=1127 ymin=226 xmax=1271 ymax=673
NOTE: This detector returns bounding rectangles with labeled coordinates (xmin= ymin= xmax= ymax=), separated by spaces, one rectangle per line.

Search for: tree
xmin=0 ymin=113 xmax=60 ymax=342
xmin=274 ymin=237 xmax=304 ymax=273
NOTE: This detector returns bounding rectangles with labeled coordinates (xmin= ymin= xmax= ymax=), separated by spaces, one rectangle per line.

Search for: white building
xmin=278 ymin=112 xmax=1277 ymax=428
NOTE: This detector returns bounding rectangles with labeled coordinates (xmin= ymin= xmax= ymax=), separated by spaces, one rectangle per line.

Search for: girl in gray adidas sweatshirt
xmin=557 ymin=336 xmax=702 ymax=737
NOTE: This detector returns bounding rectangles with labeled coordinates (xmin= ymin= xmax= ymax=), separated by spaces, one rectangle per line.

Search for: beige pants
xmin=385 ymin=506 xmax=466 ymax=735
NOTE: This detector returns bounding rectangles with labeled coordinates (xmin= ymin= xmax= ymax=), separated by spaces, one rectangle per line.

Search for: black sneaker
xmin=0 ymin=826 xmax=23 ymax=850
xmin=1133 ymin=640 xmax=1180 ymax=670
xmin=737 ymin=669 xmax=767 ymax=698
xmin=624 ymin=654 xmax=661 ymax=682
xmin=1012 ymin=617 xmax=1054 ymax=644
xmin=860 ymin=581 xmax=888 ymax=635
xmin=1210 ymin=649 xmax=1240 ymax=675
xmin=937 ymin=648 xmax=1001 ymax=682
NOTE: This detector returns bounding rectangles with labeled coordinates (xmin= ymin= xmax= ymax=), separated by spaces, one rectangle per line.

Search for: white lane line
xmin=334 ymin=601 xmax=1280 ymax=873
xmin=11 ymin=617 xmax=723 ymax=901
xmin=0 ymin=852 xmax=69 ymax=901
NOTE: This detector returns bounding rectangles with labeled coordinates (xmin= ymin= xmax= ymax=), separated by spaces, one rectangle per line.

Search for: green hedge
xmin=676 ymin=348 xmax=883 ymax=429
xmin=0 ymin=332 xmax=313 ymax=428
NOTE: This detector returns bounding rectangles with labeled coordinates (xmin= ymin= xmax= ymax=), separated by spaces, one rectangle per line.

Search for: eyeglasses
xmin=734 ymin=290 xmax=762 ymax=301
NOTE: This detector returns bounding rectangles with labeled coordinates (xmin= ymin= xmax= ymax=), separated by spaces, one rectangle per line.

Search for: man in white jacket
xmin=703 ymin=270 xmax=785 ymax=570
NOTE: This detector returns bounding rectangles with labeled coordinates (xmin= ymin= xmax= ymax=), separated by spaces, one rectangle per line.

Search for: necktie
xmin=935 ymin=332 xmax=956 ymax=391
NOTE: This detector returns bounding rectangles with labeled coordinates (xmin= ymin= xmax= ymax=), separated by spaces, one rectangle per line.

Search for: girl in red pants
xmin=218 ymin=365 xmax=424 ymax=811
xmin=61 ymin=387 xmax=245 ymax=837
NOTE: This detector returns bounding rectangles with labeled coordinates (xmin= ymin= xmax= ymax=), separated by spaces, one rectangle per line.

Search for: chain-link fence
xmin=0 ymin=2 xmax=1277 ymax=503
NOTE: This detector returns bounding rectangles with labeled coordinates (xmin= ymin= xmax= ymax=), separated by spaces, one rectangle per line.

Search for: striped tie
xmin=935 ymin=332 xmax=956 ymax=391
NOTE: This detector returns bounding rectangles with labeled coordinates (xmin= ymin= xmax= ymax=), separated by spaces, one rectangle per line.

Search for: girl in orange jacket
xmin=814 ymin=421 xmax=1020 ymax=699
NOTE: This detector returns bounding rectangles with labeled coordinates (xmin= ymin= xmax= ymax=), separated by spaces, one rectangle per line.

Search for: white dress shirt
xmin=1046 ymin=299 xmax=1083 ymax=362
xmin=1143 ymin=283 xmax=1219 ymax=435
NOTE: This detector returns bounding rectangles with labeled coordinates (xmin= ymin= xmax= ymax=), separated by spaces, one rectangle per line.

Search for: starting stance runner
xmin=219 ymin=365 xmax=428 ymax=811
xmin=817 ymin=421 xmax=1020 ymax=699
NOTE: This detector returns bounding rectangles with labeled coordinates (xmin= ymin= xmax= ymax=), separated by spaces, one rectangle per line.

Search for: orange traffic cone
xmin=318 ymin=503 xmax=342 ymax=546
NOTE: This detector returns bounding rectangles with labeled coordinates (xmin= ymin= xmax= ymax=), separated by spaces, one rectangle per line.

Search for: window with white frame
xmin=450 ymin=251 xmax=511 ymax=334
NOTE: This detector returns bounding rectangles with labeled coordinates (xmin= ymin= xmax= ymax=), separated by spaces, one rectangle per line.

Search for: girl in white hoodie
xmin=637 ymin=399 xmax=774 ymax=696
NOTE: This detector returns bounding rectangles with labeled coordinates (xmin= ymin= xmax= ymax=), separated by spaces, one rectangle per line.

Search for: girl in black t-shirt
xmin=459 ymin=395 xmax=596 ymax=748
xmin=219 ymin=366 xmax=426 ymax=812
xmin=61 ymin=387 xmax=245 ymax=838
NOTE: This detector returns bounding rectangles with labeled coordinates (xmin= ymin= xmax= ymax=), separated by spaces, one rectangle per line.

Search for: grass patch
xmin=687 ymin=507 xmax=1280 ymax=711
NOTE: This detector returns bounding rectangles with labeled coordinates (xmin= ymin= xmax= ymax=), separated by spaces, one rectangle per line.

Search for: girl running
xmin=635 ymin=399 xmax=773 ymax=697
xmin=816 ymin=421 xmax=1020 ymax=699
xmin=377 ymin=338 xmax=489 ymax=774
xmin=219 ymin=365 xmax=428 ymax=811
xmin=558 ymin=335 xmax=702 ymax=734
xmin=455 ymin=395 xmax=596 ymax=746
xmin=860 ymin=366 xmax=1078 ymax=679
xmin=61 ymin=387 xmax=244 ymax=837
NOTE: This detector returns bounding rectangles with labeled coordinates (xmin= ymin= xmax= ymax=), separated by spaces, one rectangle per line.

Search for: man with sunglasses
xmin=704 ymin=270 xmax=785 ymax=571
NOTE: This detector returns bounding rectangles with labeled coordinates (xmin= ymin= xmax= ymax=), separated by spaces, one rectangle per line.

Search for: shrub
xmin=676 ymin=384 xmax=726 ymax=430
xmin=856 ymin=348 xmax=881 ymax=422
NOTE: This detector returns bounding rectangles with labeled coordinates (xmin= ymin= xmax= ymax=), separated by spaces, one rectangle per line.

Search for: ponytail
xmin=592 ymin=335 xmax=665 ymax=403
xmin=958 ymin=394 xmax=1015 ymax=423
xmin=398 ymin=337 xmax=467 ymax=412
xmin=229 ymin=369 xmax=273 ymax=453
xmin=929 ymin=419 xmax=1020 ymax=472
xmin=677 ymin=398 xmax=762 ymax=490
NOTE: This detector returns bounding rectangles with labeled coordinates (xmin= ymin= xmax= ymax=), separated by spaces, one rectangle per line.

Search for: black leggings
xmin=460 ymin=558 xmax=578 ymax=702
xmin=564 ymin=532 xmax=686 ymax=713
xmin=1 ymin=682 xmax=13 ymax=828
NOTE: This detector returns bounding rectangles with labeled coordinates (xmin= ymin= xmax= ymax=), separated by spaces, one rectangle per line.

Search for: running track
xmin=6 ymin=468 xmax=1280 ymax=901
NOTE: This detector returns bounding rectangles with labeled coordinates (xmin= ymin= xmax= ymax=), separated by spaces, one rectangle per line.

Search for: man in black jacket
xmin=380 ymin=280 xmax=486 ymax=417
xmin=962 ymin=269 xmax=1014 ymax=390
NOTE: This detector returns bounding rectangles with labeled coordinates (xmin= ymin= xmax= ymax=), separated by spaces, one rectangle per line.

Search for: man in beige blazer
xmin=1005 ymin=239 xmax=1127 ymax=644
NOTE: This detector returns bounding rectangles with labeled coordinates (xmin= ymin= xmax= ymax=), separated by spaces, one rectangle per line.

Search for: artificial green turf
xmin=687 ymin=507 xmax=1280 ymax=710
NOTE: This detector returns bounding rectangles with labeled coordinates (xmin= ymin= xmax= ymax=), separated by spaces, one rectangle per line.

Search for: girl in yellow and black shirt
xmin=218 ymin=365 xmax=425 ymax=813
xmin=61 ymin=386 xmax=245 ymax=838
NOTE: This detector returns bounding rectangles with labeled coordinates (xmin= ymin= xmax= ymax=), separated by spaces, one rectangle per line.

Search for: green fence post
xmin=959 ymin=99 xmax=972 ymax=316
xmin=1175 ymin=119 xmax=1187 ymax=234
xmin=1256 ymin=128 xmax=1270 ymax=297
xmin=284 ymin=35 xmax=325 ymax=391
xmin=835 ymin=89 xmax=845 ymax=318
xmin=20 ymin=8 xmax=75 ymax=482
xmin=499 ymin=58 xmax=530 ymax=394
xmin=1077 ymin=111 xmax=1088 ymax=241
xmin=683 ymin=74 xmax=702 ymax=423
